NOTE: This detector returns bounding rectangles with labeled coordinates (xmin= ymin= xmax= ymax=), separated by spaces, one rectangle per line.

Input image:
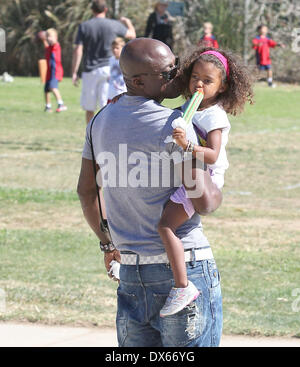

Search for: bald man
xmin=77 ymin=38 xmax=223 ymax=347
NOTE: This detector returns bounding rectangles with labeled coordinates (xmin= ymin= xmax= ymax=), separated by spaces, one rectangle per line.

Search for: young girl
xmin=158 ymin=47 xmax=254 ymax=317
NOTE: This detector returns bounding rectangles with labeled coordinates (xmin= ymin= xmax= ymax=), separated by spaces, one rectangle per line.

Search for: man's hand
xmin=120 ymin=16 xmax=136 ymax=39
xmin=72 ymin=72 xmax=79 ymax=86
xmin=77 ymin=158 xmax=121 ymax=281
xmin=72 ymin=44 xmax=83 ymax=86
xmin=173 ymin=127 xmax=188 ymax=150
xmin=120 ymin=16 xmax=131 ymax=26
xmin=104 ymin=249 xmax=121 ymax=281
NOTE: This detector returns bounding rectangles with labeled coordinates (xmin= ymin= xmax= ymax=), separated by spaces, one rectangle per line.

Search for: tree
xmin=0 ymin=0 xmax=113 ymax=76
xmin=1 ymin=0 xmax=300 ymax=82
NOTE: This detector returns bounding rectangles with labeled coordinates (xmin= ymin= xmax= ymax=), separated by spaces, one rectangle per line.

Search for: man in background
xmin=72 ymin=0 xmax=136 ymax=124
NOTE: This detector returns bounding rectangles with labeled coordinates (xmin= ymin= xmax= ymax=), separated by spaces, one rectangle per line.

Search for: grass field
xmin=0 ymin=77 xmax=300 ymax=336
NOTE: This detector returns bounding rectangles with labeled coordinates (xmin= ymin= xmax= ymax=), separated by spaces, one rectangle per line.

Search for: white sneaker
xmin=56 ymin=104 xmax=67 ymax=112
xmin=160 ymin=281 xmax=200 ymax=317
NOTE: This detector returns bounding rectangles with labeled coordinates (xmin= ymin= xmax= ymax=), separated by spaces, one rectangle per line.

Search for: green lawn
xmin=0 ymin=77 xmax=300 ymax=336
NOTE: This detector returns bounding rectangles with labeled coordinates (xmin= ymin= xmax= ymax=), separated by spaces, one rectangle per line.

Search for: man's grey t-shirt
xmin=75 ymin=17 xmax=127 ymax=72
xmin=82 ymin=95 xmax=210 ymax=256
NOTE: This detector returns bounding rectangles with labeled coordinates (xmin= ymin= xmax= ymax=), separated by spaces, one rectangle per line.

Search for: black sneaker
xmin=44 ymin=106 xmax=53 ymax=113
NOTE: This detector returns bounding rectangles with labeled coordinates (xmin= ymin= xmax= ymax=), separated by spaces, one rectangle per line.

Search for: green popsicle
xmin=182 ymin=89 xmax=204 ymax=125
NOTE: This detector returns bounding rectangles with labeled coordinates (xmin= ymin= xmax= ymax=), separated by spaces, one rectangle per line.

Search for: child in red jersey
xmin=198 ymin=22 xmax=219 ymax=49
xmin=40 ymin=28 xmax=67 ymax=112
xmin=252 ymin=24 xmax=285 ymax=87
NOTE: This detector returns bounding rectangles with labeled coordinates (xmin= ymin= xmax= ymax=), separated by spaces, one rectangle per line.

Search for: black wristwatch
xmin=99 ymin=241 xmax=116 ymax=253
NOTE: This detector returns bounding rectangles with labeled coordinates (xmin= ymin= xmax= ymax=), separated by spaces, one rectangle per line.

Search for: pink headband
xmin=200 ymin=51 xmax=230 ymax=79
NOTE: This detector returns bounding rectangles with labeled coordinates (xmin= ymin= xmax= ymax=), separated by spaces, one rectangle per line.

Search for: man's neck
xmin=94 ymin=12 xmax=106 ymax=18
xmin=125 ymin=90 xmax=162 ymax=103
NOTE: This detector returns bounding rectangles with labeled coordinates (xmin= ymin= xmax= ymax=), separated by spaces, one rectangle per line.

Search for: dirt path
xmin=1 ymin=322 xmax=299 ymax=347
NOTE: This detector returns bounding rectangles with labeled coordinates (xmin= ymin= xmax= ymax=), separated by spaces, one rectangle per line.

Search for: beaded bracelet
xmin=185 ymin=140 xmax=194 ymax=153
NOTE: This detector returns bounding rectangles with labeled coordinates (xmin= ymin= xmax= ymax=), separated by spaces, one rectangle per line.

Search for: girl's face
xmin=189 ymin=59 xmax=226 ymax=107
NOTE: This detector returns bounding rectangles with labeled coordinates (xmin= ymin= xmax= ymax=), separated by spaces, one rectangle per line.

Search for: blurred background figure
xmin=38 ymin=28 xmax=67 ymax=113
xmin=198 ymin=22 xmax=219 ymax=48
xmin=252 ymin=24 xmax=285 ymax=88
xmin=144 ymin=1 xmax=174 ymax=50
xmin=107 ymin=37 xmax=127 ymax=103
xmin=72 ymin=0 xmax=136 ymax=124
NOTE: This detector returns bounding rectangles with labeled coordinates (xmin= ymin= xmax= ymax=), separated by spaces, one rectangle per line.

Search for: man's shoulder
xmin=79 ymin=17 xmax=106 ymax=29
xmin=80 ymin=18 xmax=93 ymax=27
xmin=82 ymin=17 xmax=123 ymax=29
xmin=148 ymin=12 xmax=157 ymax=20
xmin=96 ymin=97 xmax=182 ymax=135
xmin=147 ymin=101 xmax=183 ymax=127
xmin=154 ymin=100 xmax=180 ymax=113
xmin=117 ymin=96 xmax=180 ymax=113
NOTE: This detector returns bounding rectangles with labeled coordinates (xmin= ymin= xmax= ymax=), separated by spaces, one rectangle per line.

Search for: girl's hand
xmin=172 ymin=127 xmax=188 ymax=150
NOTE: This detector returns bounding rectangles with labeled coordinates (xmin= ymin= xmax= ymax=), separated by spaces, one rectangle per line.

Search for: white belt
xmin=121 ymin=247 xmax=213 ymax=265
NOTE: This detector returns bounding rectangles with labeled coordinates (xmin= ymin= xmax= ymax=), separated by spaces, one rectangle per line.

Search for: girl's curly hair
xmin=178 ymin=46 xmax=255 ymax=116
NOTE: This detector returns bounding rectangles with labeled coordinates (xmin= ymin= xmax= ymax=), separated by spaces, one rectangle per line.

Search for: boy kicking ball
xmin=38 ymin=29 xmax=67 ymax=112
xmin=252 ymin=24 xmax=285 ymax=88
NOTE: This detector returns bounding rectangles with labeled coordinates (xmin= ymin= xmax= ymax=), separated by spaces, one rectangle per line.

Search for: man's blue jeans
xmin=116 ymin=254 xmax=222 ymax=347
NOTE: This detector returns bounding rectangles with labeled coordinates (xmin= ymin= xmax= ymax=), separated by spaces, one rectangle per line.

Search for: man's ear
xmin=132 ymin=76 xmax=144 ymax=89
